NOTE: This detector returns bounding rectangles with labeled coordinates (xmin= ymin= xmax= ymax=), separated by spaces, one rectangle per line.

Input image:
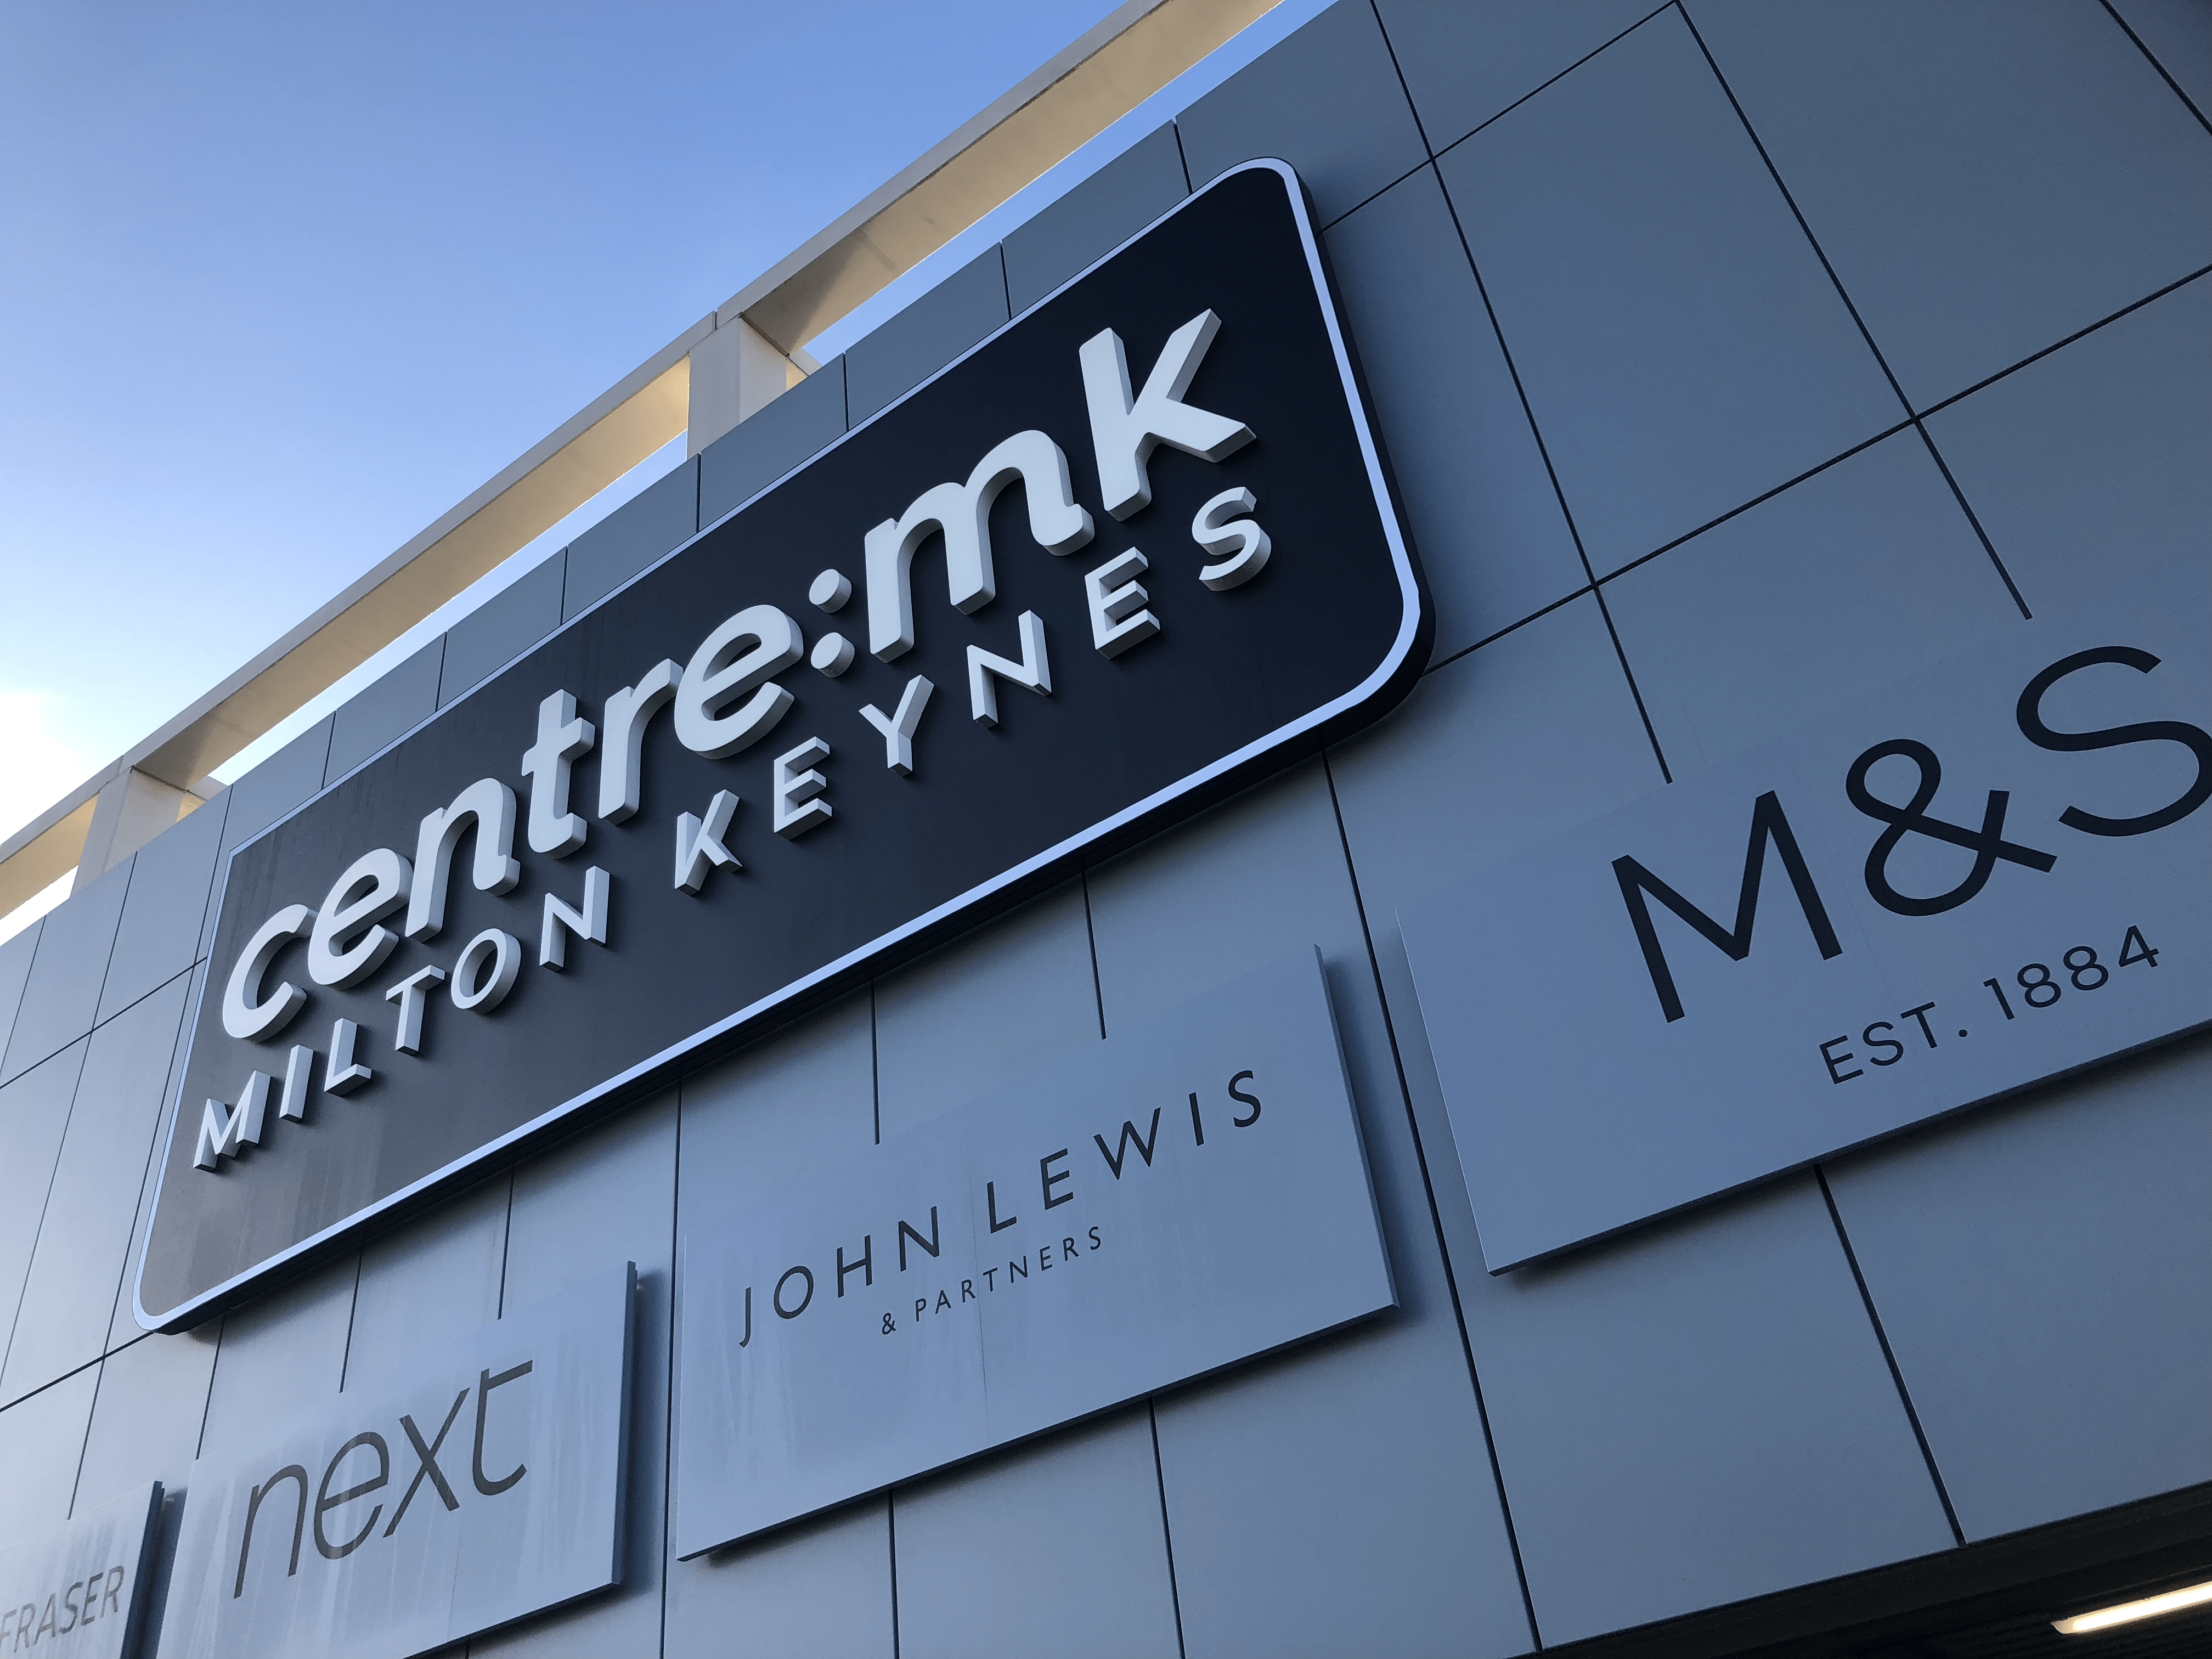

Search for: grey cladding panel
xmin=663 ymin=1504 xmax=894 ymax=1659
xmin=1439 ymin=8 xmax=1901 ymax=575
xmin=563 ymin=455 xmax=699 ymax=619
xmin=1175 ymin=0 xmax=1426 ymax=223
xmin=0 ymin=924 xmax=41 ymax=1076
xmin=0 ymin=1042 xmax=89 ymax=1385
xmin=697 ymin=357 xmax=848 ymax=524
xmin=438 ymin=552 xmax=566 ymax=706
xmin=1926 ymin=272 xmax=2212 ymax=622
xmin=1325 ymin=601 xmax=1955 ymax=1639
xmin=872 ymin=882 xmax=1101 ymax=1135
xmin=1323 ymin=167 xmax=1587 ymax=658
xmin=72 ymin=1329 xmax=219 ymax=1515
xmin=1604 ymin=430 xmax=2021 ymax=777
xmin=864 ymin=885 xmax=1162 ymax=1655
xmin=1157 ymin=1342 xmax=1534 ymax=1659
xmin=667 ymin=1001 xmax=890 ymax=1658
xmin=0 ymin=1366 xmax=99 ymax=1536
xmin=1462 ymin=1181 xmax=1954 ymax=1643
xmin=507 ymin=1091 xmax=673 ymax=1308
xmin=1085 ymin=767 xmax=1532 ymax=1658
xmin=1002 ymin=124 xmax=1188 ymax=313
xmin=1375 ymin=0 xmax=1664 ymax=151
xmin=891 ymin=1408 xmax=1182 ymax=1659
xmin=217 ymin=717 xmax=333 ymax=856
xmin=1327 ymin=606 xmax=1956 ymax=1636
xmin=2 ymin=860 xmax=131 ymax=1085
xmin=194 ymin=1256 xmax=356 ymax=1462
xmin=1330 ymin=595 xmax=1664 ymax=890
xmin=677 ymin=994 xmax=876 ymax=1217
xmin=97 ymin=794 xmax=228 ymax=1024
xmin=1689 ymin=0 xmax=2212 ymax=410
xmin=1828 ymin=1032 xmax=2212 ymax=1541
xmin=2 ymin=978 xmax=191 ymax=1402
xmin=2113 ymin=0 xmax=2212 ymax=118
xmin=844 ymin=247 xmax=1010 ymax=424
xmin=324 ymin=639 xmax=444 ymax=782
xmin=342 ymin=1176 xmax=506 ymax=1396
xmin=1088 ymin=767 xmax=1360 ymax=1036
xmin=481 ymin=1093 xmax=675 ymax=1659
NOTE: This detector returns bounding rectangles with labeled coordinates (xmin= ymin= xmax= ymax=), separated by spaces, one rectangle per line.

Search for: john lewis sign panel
xmin=674 ymin=951 xmax=1395 ymax=1555
xmin=135 ymin=161 xmax=1426 ymax=1330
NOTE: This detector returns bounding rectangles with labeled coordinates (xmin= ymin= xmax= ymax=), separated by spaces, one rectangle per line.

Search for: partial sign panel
xmin=673 ymin=950 xmax=1393 ymax=1556
xmin=0 ymin=1483 xmax=160 ymax=1659
xmin=1406 ymin=596 xmax=2212 ymax=1271
xmin=138 ymin=160 xmax=1425 ymax=1332
xmin=161 ymin=1268 xmax=633 ymax=1659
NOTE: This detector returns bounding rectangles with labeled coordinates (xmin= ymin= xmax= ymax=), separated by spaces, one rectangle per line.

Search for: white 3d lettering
xmin=210 ymin=313 xmax=1267 ymax=1168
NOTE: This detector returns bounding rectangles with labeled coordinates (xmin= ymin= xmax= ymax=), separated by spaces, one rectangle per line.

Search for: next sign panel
xmin=137 ymin=161 xmax=1427 ymax=1330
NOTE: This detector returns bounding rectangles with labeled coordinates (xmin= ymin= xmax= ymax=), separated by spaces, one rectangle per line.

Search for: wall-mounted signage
xmin=134 ymin=159 xmax=1423 ymax=1332
xmin=673 ymin=950 xmax=1393 ymax=1556
xmin=160 ymin=1268 xmax=633 ymax=1659
xmin=0 ymin=1482 xmax=161 ymax=1659
xmin=1406 ymin=597 xmax=2211 ymax=1271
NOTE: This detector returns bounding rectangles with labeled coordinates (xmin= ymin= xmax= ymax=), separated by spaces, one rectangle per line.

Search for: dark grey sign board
xmin=160 ymin=1267 xmax=633 ymax=1659
xmin=1404 ymin=596 xmax=2211 ymax=1271
xmin=135 ymin=159 xmax=1425 ymax=1331
xmin=0 ymin=1483 xmax=161 ymax=1659
xmin=673 ymin=950 xmax=1394 ymax=1557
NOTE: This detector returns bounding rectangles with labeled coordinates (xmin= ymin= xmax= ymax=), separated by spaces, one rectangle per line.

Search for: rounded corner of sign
xmin=1209 ymin=155 xmax=1302 ymax=193
xmin=129 ymin=1282 xmax=182 ymax=1336
xmin=123 ymin=1231 xmax=162 ymax=1330
xmin=1330 ymin=573 xmax=1430 ymax=730
xmin=1390 ymin=574 xmax=1432 ymax=673
xmin=132 ymin=1276 xmax=208 ymax=1335
xmin=1206 ymin=158 xmax=1316 ymax=232
xmin=131 ymin=1218 xmax=227 ymax=1334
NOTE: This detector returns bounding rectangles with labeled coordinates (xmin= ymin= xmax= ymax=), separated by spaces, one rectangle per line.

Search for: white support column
xmin=77 ymin=766 xmax=208 ymax=881
xmin=687 ymin=315 xmax=808 ymax=456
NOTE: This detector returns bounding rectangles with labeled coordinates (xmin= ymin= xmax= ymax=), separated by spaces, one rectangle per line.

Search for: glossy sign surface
xmin=160 ymin=1268 xmax=633 ymax=1659
xmin=673 ymin=950 xmax=1394 ymax=1556
xmin=138 ymin=161 xmax=1424 ymax=1331
xmin=1406 ymin=593 xmax=2212 ymax=1270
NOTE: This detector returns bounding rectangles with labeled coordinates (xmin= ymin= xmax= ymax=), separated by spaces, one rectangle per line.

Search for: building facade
xmin=2 ymin=3 xmax=2210 ymax=1655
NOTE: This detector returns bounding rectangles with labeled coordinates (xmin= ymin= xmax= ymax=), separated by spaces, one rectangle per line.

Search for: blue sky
xmin=0 ymin=0 xmax=1323 ymax=862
